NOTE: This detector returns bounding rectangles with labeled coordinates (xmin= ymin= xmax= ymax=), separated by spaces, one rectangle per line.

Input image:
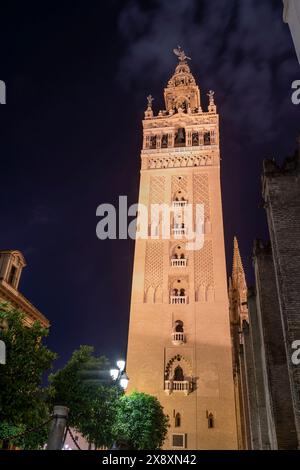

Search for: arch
xmin=154 ymin=285 xmax=163 ymax=303
xmin=174 ymin=320 xmax=184 ymax=333
xmin=197 ymin=284 xmax=206 ymax=302
xmin=165 ymin=354 xmax=192 ymax=380
xmin=173 ymin=189 xmax=187 ymax=202
xmin=206 ymin=285 xmax=214 ymax=302
xmin=171 ymin=243 xmax=186 ymax=258
xmin=170 ymin=278 xmax=188 ymax=291
xmin=145 ymin=285 xmax=155 ymax=303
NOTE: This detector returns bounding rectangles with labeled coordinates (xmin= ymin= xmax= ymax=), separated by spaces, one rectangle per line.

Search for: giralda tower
xmin=126 ymin=49 xmax=237 ymax=450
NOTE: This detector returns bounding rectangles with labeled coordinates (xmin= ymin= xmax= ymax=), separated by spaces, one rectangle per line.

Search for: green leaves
xmin=0 ymin=301 xmax=57 ymax=449
xmin=112 ymin=391 xmax=169 ymax=450
xmin=48 ymin=345 xmax=122 ymax=448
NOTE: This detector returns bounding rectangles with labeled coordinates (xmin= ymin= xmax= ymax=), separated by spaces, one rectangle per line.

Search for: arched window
xmin=175 ymin=413 xmax=181 ymax=428
xmin=150 ymin=135 xmax=157 ymax=149
xmin=174 ymin=128 xmax=186 ymax=147
xmin=161 ymin=134 xmax=168 ymax=148
xmin=174 ymin=365 xmax=184 ymax=381
xmin=204 ymin=131 xmax=211 ymax=145
xmin=192 ymin=132 xmax=199 ymax=146
xmin=179 ymin=288 xmax=185 ymax=296
xmin=207 ymin=412 xmax=214 ymax=429
xmin=175 ymin=320 xmax=184 ymax=333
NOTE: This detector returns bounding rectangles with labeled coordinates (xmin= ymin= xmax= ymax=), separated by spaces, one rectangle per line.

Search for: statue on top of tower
xmin=147 ymin=94 xmax=154 ymax=108
xmin=207 ymin=90 xmax=215 ymax=105
xmin=173 ymin=46 xmax=191 ymax=62
xmin=145 ymin=94 xmax=154 ymax=119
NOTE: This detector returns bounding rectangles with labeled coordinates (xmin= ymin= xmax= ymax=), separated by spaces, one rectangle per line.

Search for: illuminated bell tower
xmin=126 ymin=48 xmax=237 ymax=450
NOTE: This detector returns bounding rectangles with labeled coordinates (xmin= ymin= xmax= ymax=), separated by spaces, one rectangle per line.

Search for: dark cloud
xmin=117 ymin=0 xmax=299 ymax=142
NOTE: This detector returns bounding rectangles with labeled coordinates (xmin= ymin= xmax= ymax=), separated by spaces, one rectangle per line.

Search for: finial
xmin=173 ymin=45 xmax=191 ymax=62
xmin=147 ymin=94 xmax=154 ymax=108
xmin=207 ymin=90 xmax=215 ymax=105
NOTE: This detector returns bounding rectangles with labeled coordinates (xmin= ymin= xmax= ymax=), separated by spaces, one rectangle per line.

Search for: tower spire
xmin=164 ymin=47 xmax=200 ymax=113
xmin=231 ymin=237 xmax=248 ymax=322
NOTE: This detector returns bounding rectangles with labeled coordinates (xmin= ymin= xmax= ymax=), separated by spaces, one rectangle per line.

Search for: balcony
xmin=172 ymin=200 xmax=187 ymax=208
xmin=170 ymin=296 xmax=187 ymax=305
xmin=171 ymin=332 xmax=185 ymax=346
xmin=164 ymin=380 xmax=190 ymax=396
xmin=171 ymin=258 xmax=187 ymax=268
xmin=172 ymin=227 xmax=186 ymax=237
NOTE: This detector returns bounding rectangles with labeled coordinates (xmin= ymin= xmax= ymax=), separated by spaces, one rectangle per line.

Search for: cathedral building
xmin=0 ymin=249 xmax=49 ymax=328
xmin=126 ymin=49 xmax=237 ymax=450
xmin=230 ymin=138 xmax=300 ymax=449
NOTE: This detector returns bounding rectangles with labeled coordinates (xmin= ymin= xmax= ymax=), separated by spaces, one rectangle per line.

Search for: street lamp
xmin=110 ymin=360 xmax=129 ymax=390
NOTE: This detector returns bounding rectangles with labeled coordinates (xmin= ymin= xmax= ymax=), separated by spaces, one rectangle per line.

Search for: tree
xmin=48 ymin=345 xmax=122 ymax=448
xmin=0 ymin=302 xmax=57 ymax=449
xmin=112 ymin=391 xmax=169 ymax=450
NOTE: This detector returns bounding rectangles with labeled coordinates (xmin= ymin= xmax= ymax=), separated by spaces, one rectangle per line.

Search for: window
xmin=8 ymin=265 xmax=17 ymax=286
xmin=175 ymin=320 xmax=184 ymax=333
xmin=174 ymin=365 xmax=184 ymax=381
xmin=172 ymin=433 xmax=186 ymax=448
xmin=192 ymin=132 xmax=199 ymax=146
xmin=161 ymin=134 xmax=168 ymax=148
xmin=150 ymin=135 xmax=157 ymax=149
xmin=207 ymin=412 xmax=214 ymax=429
xmin=204 ymin=131 xmax=211 ymax=145
xmin=175 ymin=413 xmax=181 ymax=428
xmin=174 ymin=128 xmax=186 ymax=147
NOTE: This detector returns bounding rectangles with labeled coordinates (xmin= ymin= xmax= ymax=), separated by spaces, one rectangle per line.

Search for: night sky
xmin=0 ymin=1 xmax=299 ymax=370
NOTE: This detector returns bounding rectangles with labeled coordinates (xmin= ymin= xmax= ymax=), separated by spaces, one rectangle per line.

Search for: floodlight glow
xmin=120 ymin=372 xmax=129 ymax=390
xmin=117 ymin=360 xmax=125 ymax=371
xmin=110 ymin=369 xmax=119 ymax=381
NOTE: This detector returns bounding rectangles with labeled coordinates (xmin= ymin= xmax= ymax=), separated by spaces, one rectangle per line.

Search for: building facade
xmin=0 ymin=249 xmax=49 ymax=328
xmin=230 ymin=138 xmax=300 ymax=449
xmin=126 ymin=51 xmax=237 ymax=450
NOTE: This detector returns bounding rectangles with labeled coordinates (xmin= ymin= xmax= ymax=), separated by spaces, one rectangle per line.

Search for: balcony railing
xmin=172 ymin=227 xmax=186 ymax=237
xmin=171 ymin=332 xmax=185 ymax=345
xmin=164 ymin=380 xmax=190 ymax=395
xmin=170 ymin=296 xmax=187 ymax=305
xmin=172 ymin=200 xmax=187 ymax=208
xmin=171 ymin=258 xmax=187 ymax=268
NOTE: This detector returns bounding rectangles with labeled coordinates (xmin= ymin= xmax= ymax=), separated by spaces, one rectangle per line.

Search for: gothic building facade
xmin=230 ymin=139 xmax=300 ymax=449
xmin=126 ymin=51 xmax=237 ymax=450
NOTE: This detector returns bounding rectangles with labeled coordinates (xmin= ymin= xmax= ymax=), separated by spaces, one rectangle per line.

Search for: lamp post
xmin=110 ymin=359 xmax=129 ymax=390
xmin=108 ymin=360 xmax=130 ymax=450
xmin=110 ymin=360 xmax=130 ymax=450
